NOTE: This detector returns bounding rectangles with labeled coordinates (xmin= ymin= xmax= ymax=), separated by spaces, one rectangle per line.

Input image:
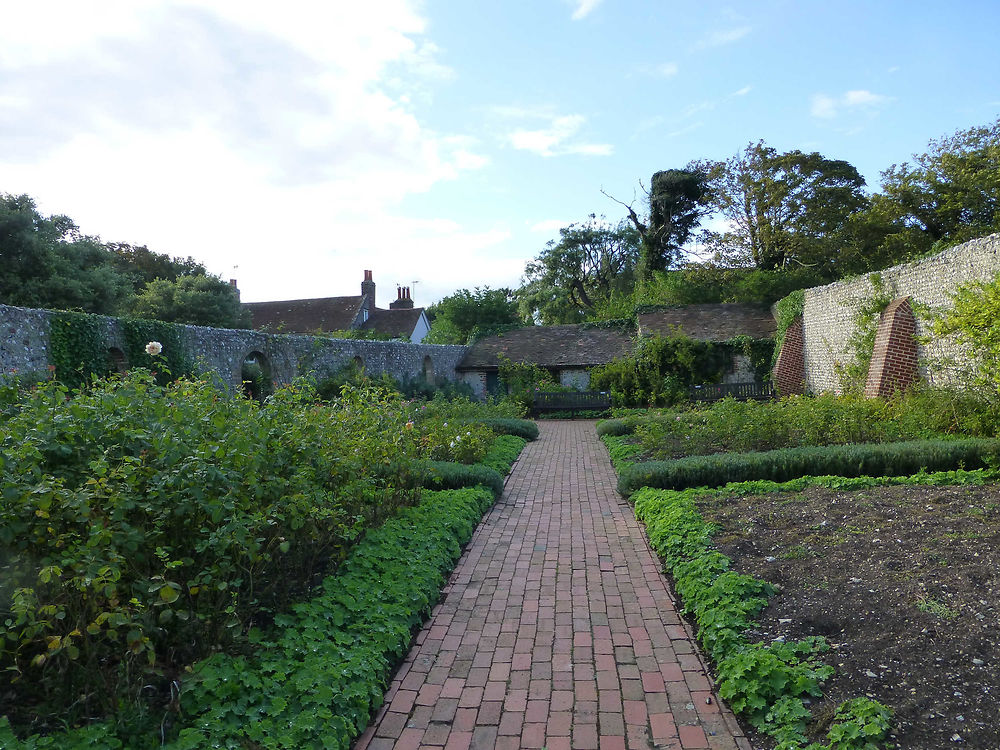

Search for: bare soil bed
xmin=696 ymin=482 xmax=1000 ymax=749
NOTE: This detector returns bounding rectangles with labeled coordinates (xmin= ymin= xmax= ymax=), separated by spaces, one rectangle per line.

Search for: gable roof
xmin=245 ymin=295 xmax=366 ymax=333
xmin=457 ymin=324 xmax=633 ymax=371
xmin=360 ymin=307 xmax=426 ymax=339
xmin=637 ymin=304 xmax=776 ymax=341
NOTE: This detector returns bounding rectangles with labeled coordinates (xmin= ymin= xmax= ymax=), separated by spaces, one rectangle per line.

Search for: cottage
xmin=455 ymin=324 xmax=633 ymax=398
xmin=243 ymin=271 xmax=431 ymax=343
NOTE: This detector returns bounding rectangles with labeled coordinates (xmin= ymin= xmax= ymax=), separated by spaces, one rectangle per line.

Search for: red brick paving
xmin=357 ymin=420 xmax=750 ymax=749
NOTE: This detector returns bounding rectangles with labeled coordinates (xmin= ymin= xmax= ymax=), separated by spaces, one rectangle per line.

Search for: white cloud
xmin=569 ymin=0 xmax=603 ymax=20
xmin=504 ymin=112 xmax=612 ymax=158
xmin=733 ymin=85 xmax=752 ymax=96
xmin=0 ymin=1 xmax=507 ymax=306
xmin=810 ymin=89 xmax=890 ymax=119
xmin=650 ymin=62 xmax=679 ymax=78
xmin=693 ymin=26 xmax=751 ymax=50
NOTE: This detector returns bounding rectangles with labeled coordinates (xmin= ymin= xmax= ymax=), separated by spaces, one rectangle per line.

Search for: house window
xmin=361 ymin=308 xmax=369 ymax=323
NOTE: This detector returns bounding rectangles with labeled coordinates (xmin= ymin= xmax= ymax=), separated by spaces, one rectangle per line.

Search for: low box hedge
xmin=618 ymin=438 xmax=1000 ymax=496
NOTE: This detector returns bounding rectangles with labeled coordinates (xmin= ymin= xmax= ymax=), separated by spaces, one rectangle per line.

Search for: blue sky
xmin=2 ymin=0 xmax=998 ymax=307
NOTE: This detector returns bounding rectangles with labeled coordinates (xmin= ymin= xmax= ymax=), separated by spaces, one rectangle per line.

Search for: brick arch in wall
xmin=864 ymin=296 xmax=919 ymax=398
xmin=772 ymin=318 xmax=806 ymax=395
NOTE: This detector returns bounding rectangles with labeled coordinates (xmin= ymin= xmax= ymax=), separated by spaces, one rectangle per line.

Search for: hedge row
xmin=618 ymin=438 xmax=1000 ymax=495
xmin=472 ymin=417 xmax=539 ymax=441
xmin=634 ymin=485 xmax=893 ymax=749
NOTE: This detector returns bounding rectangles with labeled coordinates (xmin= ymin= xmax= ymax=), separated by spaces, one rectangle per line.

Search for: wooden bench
xmin=688 ymin=382 xmax=775 ymax=402
xmin=532 ymin=391 xmax=612 ymax=418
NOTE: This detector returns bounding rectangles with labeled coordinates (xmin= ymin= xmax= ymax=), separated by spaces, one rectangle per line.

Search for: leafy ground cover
xmin=698 ymin=478 xmax=1000 ymax=749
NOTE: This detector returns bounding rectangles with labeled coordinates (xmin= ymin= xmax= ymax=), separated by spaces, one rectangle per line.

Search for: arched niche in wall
xmin=423 ymin=355 xmax=434 ymax=383
xmin=107 ymin=347 xmax=128 ymax=375
xmin=242 ymin=350 xmax=272 ymax=401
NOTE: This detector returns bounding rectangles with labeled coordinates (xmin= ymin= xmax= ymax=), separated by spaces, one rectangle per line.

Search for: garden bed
xmin=698 ymin=482 xmax=1000 ymax=749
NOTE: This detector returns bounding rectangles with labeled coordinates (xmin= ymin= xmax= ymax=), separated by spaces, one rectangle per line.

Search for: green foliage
xmin=825 ymin=698 xmax=893 ymax=750
xmin=48 ymin=311 xmax=114 ymax=390
xmin=163 ymin=487 xmax=494 ymax=750
xmin=315 ymin=328 xmax=395 ymax=341
xmin=931 ymin=269 xmax=1000 ymax=398
xmin=424 ymin=287 xmax=523 ymax=344
xmin=518 ymin=216 xmax=641 ymax=324
xmin=618 ymin=438 xmax=1000 ymax=495
xmin=836 ymin=274 xmax=898 ymax=392
xmin=631 ymin=486 xmax=867 ymax=748
xmin=120 ymin=317 xmax=193 ymax=384
xmin=872 ymin=118 xmax=1000 ymax=260
xmin=694 ymin=142 xmax=868 ymax=272
xmin=419 ymin=461 xmax=505 ymax=499
xmin=0 ymin=375 xmax=424 ymax=733
xmin=473 ymin=417 xmax=539 ymax=441
xmin=125 ymin=275 xmax=250 ymax=329
xmin=589 ymin=333 xmax=731 ymax=408
xmin=497 ymin=353 xmax=568 ymax=415
xmin=773 ymin=288 xmax=805 ymax=373
xmin=611 ymin=389 xmax=997 ymax=461
xmin=600 ymin=434 xmax=644 ymax=471
xmin=480 ymin=435 xmax=529 ymax=475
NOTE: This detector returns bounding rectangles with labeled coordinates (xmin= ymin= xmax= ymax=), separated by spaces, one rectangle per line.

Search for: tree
xmin=518 ymin=216 xmax=640 ymax=324
xmin=0 ymin=193 xmax=132 ymax=314
xmin=107 ymin=242 xmax=207 ymax=292
xmin=423 ymin=286 xmax=523 ymax=344
xmin=696 ymin=142 xmax=868 ymax=274
xmin=126 ymin=274 xmax=251 ymax=328
xmin=607 ymin=169 xmax=710 ymax=282
xmin=873 ymin=118 xmax=1000 ymax=259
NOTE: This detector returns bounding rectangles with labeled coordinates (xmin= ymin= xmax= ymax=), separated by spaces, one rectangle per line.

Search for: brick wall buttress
xmin=864 ymin=297 xmax=919 ymax=398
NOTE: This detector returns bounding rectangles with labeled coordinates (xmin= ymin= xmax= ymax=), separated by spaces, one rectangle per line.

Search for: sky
xmin=2 ymin=0 xmax=999 ymax=308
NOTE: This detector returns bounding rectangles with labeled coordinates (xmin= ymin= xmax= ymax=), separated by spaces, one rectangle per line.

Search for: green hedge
xmin=0 ymin=486 xmax=496 ymax=749
xmin=472 ymin=417 xmax=539 ymax=441
xmin=419 ymin=461 xmax=505 ymax=498
xmin=618 ymin=438 xmax=1000 ymax=495
xmin=481 ymin=435 xmax=529 ymax=475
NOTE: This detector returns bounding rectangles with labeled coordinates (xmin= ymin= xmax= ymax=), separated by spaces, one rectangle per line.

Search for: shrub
xmin=418 ymin=461 xmax=505 ymax=499
xmin=474 ymin=417 xmax=539 ymax=441
xmin=618 ymin=438 xmax=1000 ymax=495
xmin=480 ymin=435 xmax=529 ymax=475
xmin=0 ymin=374 xmax=423 ymax=733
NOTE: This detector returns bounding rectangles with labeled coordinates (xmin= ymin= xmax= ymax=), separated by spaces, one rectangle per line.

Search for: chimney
xmin=389 ymin=284 xmax=414 ymax=310
xmin=361 ymin=270 xmax=375 ymax=313
xmin=229 ymin=278 xmax=240 ymax=301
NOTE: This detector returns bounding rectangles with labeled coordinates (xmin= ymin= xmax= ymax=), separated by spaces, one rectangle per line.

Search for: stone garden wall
xmin=0 ymin=303 xmax=468 ymax=390
xmin=801 ymin=233 xmax=1000 ymax=393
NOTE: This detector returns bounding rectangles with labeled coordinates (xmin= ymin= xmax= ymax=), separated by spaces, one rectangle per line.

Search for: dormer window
xmin=362 ymin=308 xmax=369 ymax=323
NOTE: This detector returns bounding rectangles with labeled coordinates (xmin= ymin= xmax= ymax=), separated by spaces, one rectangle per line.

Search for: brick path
xmin=356 ymin=420 xmax=751 ymax=750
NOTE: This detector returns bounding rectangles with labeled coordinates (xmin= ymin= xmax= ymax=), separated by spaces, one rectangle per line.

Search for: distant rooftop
xmin=637 ymin=303 xmax=776 ymax=341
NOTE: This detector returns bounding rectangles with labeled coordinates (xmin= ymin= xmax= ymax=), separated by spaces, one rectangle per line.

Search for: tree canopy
xmin=694 ymin=142 xmax=868 ymax=274
xmin=518 ymin=216 xmax=640 ymax=324
xmin=0 ymin=192 xmax=250 ymax=328
xmin=423 ymin=286 xmax=523 ymax=344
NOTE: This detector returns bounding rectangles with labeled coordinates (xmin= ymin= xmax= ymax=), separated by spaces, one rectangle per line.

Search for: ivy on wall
xmin=49 ymin=312 xmax=113 ymax=390
xmin=770 ymin=289 xmax=805 ymax=373
xmin=120 ymin=318 xmax=192 ymax=384
xmin=836 ymin=274 xmax=898 ymax=392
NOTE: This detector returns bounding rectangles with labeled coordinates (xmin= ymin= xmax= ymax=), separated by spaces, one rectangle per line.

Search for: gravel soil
xmin=695 ymin=483 xmax=1000 ymax=750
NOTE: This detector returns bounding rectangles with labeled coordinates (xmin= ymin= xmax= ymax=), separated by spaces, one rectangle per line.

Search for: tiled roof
xmin=361 ymin=308 xmax=425 ymax=339
xmin=637 ymin=304 xmax=776 ymax=341
xmin=245 ymin=296 xmax=366 ymax=333
xmin=457 ymin=325 xmax=633 ymax=371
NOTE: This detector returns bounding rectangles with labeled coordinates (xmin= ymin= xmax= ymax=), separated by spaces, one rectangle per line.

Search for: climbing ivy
xmin=770 ymin=289 xmax=805 ymax=372
xmin=48 ymin=312 xmax=112 ymax=389
xmin=120 ymin=318 xmax=192 ymax=383
xmin=836 ymin=274 xmax=897 ymax=392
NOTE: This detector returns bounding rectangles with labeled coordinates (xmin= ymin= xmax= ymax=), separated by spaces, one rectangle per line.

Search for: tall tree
xmin=0 ymin=193 xmax=132 ymax=314
xmin=518 ymin=216 xmax=640 ymax=324
xmin=423 ymin=286 xmax=523 ymax=344
xmin=696 ymin=142 xmax=868 ymax=274
xmin=873 ymin=118 xmax=1000 ymax=259
xmin=608 ymin=169 xmax=709 ymax=282
xmin=107 ymin=242 xmax=207 ymax=292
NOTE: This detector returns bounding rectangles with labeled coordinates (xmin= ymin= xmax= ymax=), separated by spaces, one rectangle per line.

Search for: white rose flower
xmin=145 ymin=341 xmax=163 ymax=356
